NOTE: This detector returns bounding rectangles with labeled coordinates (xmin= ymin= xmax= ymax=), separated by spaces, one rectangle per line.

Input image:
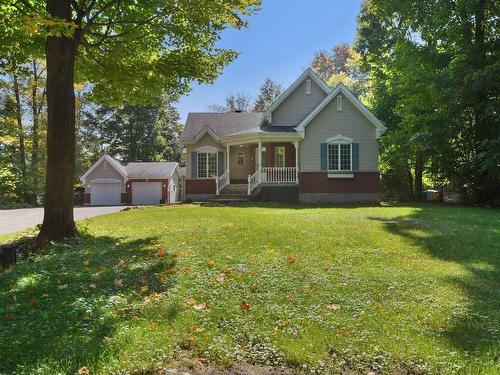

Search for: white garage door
xmin=90 ymin=183 xmax=122 ymax=205
xmin=132 ymin=182 xmax=162 ymax=205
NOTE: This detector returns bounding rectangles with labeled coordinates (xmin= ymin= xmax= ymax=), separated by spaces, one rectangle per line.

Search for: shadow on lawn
xmin=369 ymin=205 xmax=500 ymax=354
xmin=0 ymin=231 xmax=177 ymax=374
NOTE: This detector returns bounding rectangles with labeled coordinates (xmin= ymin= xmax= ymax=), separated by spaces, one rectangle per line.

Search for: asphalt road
xmin=0 ymin=206 xmax=130 ymax=235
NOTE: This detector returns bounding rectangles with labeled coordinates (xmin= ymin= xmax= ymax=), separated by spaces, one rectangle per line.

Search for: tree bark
xmin=414 ymin=152 xmax=424 ymax=200
xmin=13 ymin=73 xmax=28 ymax=202
xmin=38 ymin=0 xmax=78 ymax=243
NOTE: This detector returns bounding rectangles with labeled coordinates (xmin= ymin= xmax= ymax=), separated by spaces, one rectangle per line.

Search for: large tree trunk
xmin=414 ymin=152 xmax=424 ymax=200
xmin=38 ymin=0 xmax=78 ymax=243
xmin=13 ymin=73 xmax=28 ymax=202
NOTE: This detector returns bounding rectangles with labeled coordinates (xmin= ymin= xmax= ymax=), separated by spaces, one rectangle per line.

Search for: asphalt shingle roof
xmin=125 ymin=162 xmax=178 ymax=179
xmin=181 ymin=112 xmax=264 ymax=141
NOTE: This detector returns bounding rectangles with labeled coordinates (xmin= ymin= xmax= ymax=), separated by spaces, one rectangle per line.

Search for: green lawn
xmin=0 ymin=204 xmax=499 ymax=374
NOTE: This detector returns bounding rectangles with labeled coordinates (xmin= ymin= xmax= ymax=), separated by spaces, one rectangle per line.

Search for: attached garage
xmin=90 ymin=182 xmax=122 ymax=205
xmin=132 ymin=182 xmax=162 ymax=205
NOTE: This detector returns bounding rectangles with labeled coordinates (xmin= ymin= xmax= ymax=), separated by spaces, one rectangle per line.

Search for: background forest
xmin=1 ymin=0 xmax=498 ymax=207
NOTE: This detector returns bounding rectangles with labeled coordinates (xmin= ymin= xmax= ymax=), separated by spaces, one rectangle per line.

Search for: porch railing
xmin=216 ymin=169 xmax=230 ymax=195
xmin=248 ymin=168 xmax=262 ymax=195
xmin=261 ymin=167 xmax=297 ymax=184
xmin=248 ymin=167 xmax=297 ymax=195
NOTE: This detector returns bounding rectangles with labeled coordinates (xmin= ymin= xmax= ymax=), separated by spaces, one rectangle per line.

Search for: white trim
xmin=326 ymin=134 xmax=353 ymax=144
xmin=196 ymin=151 xmax=218 ymax=179
xmin=337 ymin=95 xmax=342 ymax=111
xmin=327 ymin=142 xmax=352 ymax=172
xmin=264 ymin=68 xmax=331 ymax=117
xmin=89 ymin=178 xmax=122 ymax=184
xmin=80 ymin=155 xmax=128 ymax=184
xmin=306 ymin=79 xmax=311 ymax=95
xmin=296 ymin=84 xmax=387 ymax=138
xmin=195 ymin=145 xmax=220 ymax=153
xmin=192 ymin=126 xmax=222 ymax=144
xmin=327 ymin=173 xmax=353 ymax=179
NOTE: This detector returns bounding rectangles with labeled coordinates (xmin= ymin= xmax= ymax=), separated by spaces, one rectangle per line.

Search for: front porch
xmin=216 ymin=139 xmax=300 ymax=196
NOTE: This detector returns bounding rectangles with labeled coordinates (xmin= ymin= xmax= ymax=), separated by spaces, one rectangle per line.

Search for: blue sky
xmin=176 ymin=0 xmax=363 ymax=122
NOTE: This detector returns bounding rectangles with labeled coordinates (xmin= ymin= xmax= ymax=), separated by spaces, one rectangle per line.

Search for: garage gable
xmin=81 ymin=155 xmax=128 ymax=184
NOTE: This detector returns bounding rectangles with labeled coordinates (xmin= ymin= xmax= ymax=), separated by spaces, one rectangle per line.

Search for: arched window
xmin=237 ymin=151 xmax=245 ymax=166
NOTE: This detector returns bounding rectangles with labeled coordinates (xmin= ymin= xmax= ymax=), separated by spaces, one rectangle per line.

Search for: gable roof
xmin=181 ymin=112 xmax=263 ymax=143
xmin=80 ymin=154 xmax=128 ymax=183
xmin=264 ymin=68 xmax=331 ymax=116
xmin=125 ymin=162 xmax=179 ymax=179
xmin=296 ymin=84 xmax=387 ymax=138
xmin=80 ymin=155 xmax=179 ymax=183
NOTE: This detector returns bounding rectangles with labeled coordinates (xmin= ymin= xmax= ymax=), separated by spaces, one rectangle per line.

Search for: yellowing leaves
xmin=139 ymin=285 xmax=149 ymax=293
xmin=78 ymin=367 xmax=90 ymax=375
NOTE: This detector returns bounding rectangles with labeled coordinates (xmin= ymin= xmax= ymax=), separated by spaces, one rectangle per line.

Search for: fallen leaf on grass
xmin=286 ymin=254 xmax=295 ymax=264
xmin=327 ymin=303 xmax=341 ymax=311
xmin=240 ymin=301 xmax=250 ymax=311
xmin=113 ymin=278 xmax=124 ymax=287
xmin=207 ymin=259 xmax=216 ymax=268
xmin=78 ymin=367 xmax=89 ymax=375
xmin=164 ymin=268 xmax=175 ymax=275
xmin=150 ymin=321 xmax=159 ymax=330
xmin=193 ymin=302 xmax=208 ymax=310
xmin=58 ymin=284 xmax=68 ymax=289
xmin=156 ymin=247 xmax=166 ymax=257
xmin=186 ymin=297 xmax=196 ymax=305
xmin=89 ymin=283 xmax=97 ymax=289
xmin=139 ymin=285 xmax=149 ymax=293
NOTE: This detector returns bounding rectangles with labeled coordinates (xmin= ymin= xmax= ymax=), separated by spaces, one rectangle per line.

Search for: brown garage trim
xmin=185 ymin=179 xmax=216 ymax=194
xmin=125 ymin=179 xmax=169 ymax=204
xmin=298 ymin=172 xmax=380 ymax=193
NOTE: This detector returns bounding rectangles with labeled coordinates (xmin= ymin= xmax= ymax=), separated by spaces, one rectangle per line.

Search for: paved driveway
xmin=0 ymin=206 xmax=130 ymax=235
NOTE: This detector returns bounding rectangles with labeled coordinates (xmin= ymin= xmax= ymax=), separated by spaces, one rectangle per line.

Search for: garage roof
xmin=125 ymin=162 xmax=179 ymax=179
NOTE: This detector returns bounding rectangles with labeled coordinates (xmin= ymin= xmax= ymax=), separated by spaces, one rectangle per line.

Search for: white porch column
xmin=258 ymin=140 xmax=262 ymax=171
xmin=294 ymin=141 xmax=299 ymax=183
xmin=226 ymin=144 xmax=230 ymax=176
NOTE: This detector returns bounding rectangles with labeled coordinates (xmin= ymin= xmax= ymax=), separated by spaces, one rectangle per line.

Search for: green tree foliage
xmin=253 ymin=78 xmax=283 ymax=112
xmin=209 ymin=92 xmax=253 ymax=112
xmin=356 ymin=0 xmax=499 ymax=203
xmin=79 ymin=96 xmax=184 ymax=167
xmin=0 ymin=0 xmax=261 ymax=242
xmin=310 ymin=43 xmax=369 ymax=98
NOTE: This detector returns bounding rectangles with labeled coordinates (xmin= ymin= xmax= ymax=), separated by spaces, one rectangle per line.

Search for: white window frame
xmin=275 ymin=146 xmax=286 ymax=168
xmin=337 ymin=95 xmax=342 ymax=111
xmin=326 ymin=134 xmax=353 ymax=172
xmin=306 ymin=79 xmax=311 ymax=95
xmin=197 ymin=152 xmax=218 ymax=179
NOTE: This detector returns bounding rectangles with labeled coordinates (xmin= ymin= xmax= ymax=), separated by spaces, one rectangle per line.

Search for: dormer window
xmin=306 ymin=79 xmax=311 ymax=95
xmin=337 ymin=95 xmax=343 ymax=111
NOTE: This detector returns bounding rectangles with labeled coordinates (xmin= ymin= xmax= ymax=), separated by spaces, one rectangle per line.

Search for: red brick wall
xmin=249 ymin=142 xmax=296 ymax=173
xmin=299 ymin=172 xmax=380 ymax=193
xmin=185 ymin=179 xmax=216 ymax=194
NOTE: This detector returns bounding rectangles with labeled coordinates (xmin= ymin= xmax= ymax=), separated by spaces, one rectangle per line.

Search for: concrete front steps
xmin=207 ymin=184 xmax=250 ymax=204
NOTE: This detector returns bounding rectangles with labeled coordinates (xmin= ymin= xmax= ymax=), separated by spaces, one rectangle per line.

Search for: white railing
xmin=216 ymin=169 xmax=230 ymax=195
xmin=248 ymin=167 xmax=297 ymax=195
xmin=261 ymin=167 xmax=297 ymax=184
xmin=247 ymin=168 xmax=262 ymax=195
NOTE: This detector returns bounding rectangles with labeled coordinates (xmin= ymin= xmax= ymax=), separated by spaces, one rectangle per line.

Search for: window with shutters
xmin=197 ymin=152 xmax=218 ymax=178
xmin=327 ymin=137 xmax=352 ymax=171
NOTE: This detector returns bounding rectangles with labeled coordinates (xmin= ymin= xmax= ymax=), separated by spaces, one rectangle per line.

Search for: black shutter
xmin=191 ymin=152 xmax=197 ymax=178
